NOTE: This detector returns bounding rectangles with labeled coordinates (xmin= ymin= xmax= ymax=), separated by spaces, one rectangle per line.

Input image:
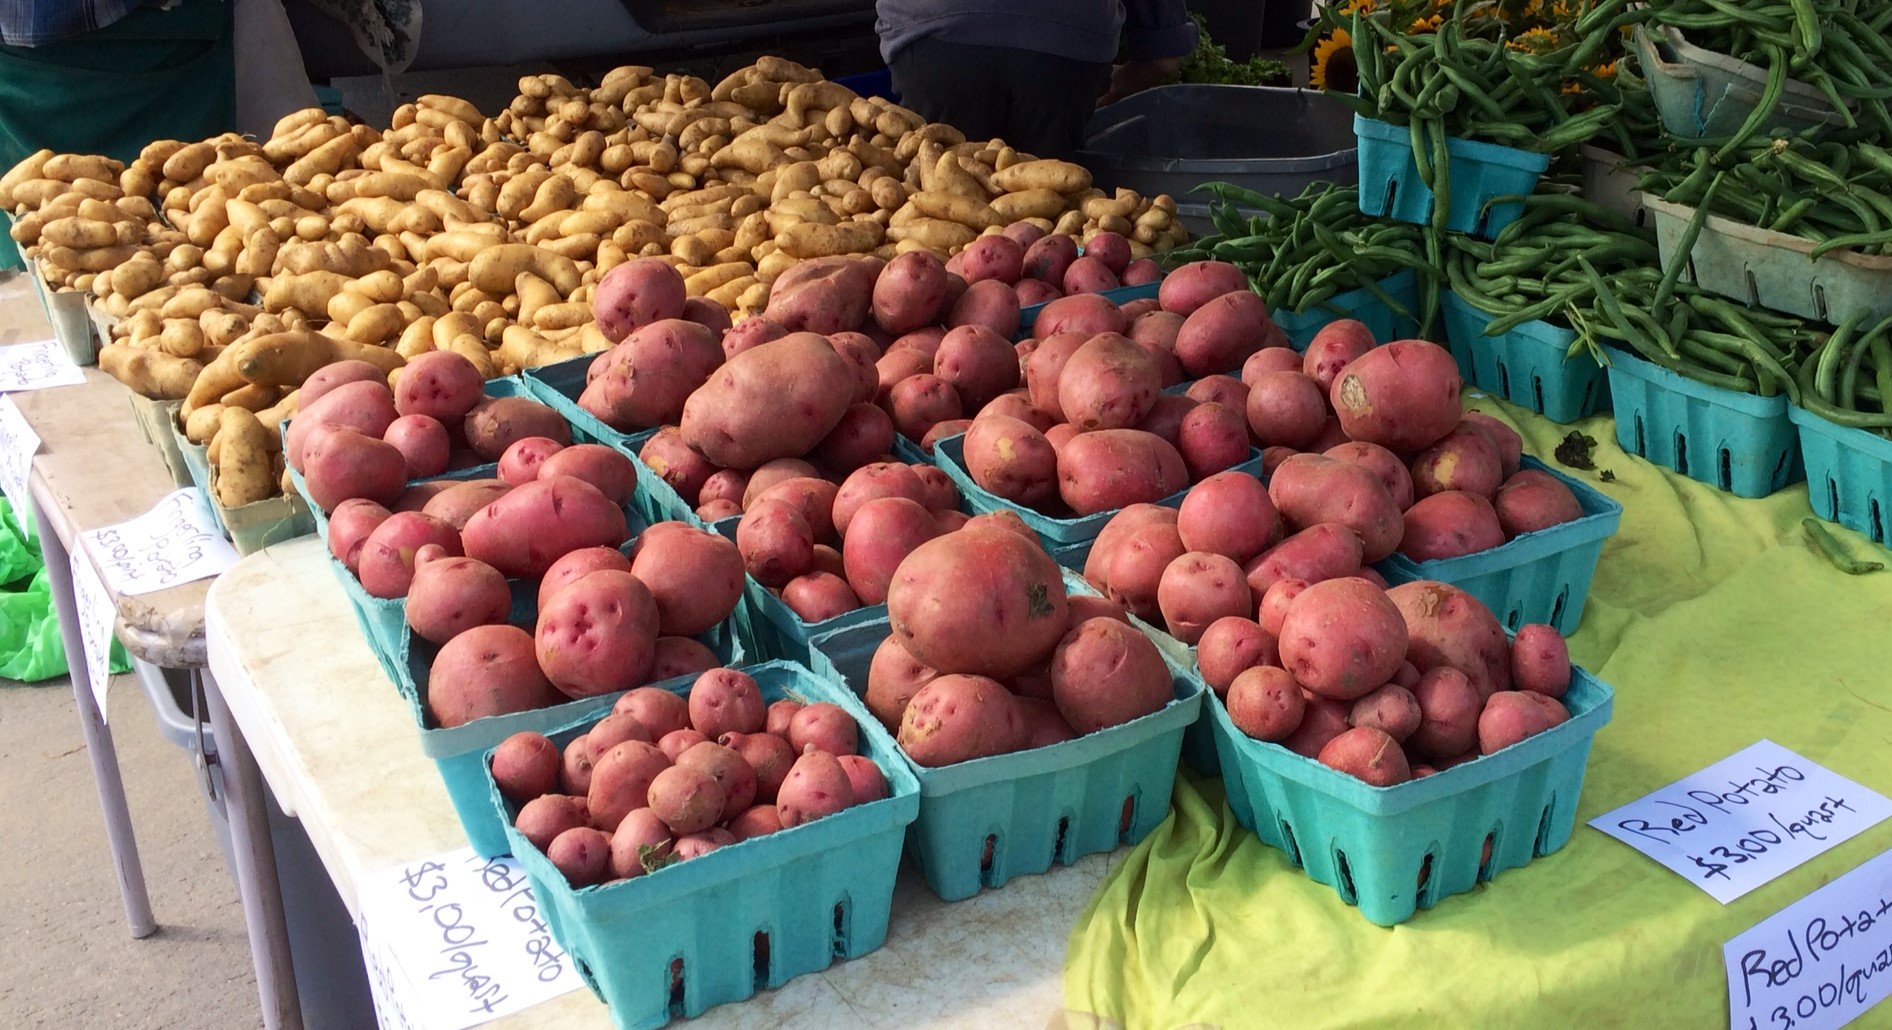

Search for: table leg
xmin=202 ymin=666 xmax=304 ymax=1030
xmin=30 ymin=493 xmax=156 ymax=939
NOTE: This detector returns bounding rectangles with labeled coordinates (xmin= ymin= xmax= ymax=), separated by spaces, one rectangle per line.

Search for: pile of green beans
xmin=1796 ymin=308 xmax=1892 ymax=437
xmin=1642 ymin=136 xmax=1892 ymax=257
xmin=1583 ymin=277 xmax=1822 ymax=399
xmin=1442 ymin=190 xmax=1659 ymax=337
xmin=1169 ymin=181 xmax=1432 ymax=326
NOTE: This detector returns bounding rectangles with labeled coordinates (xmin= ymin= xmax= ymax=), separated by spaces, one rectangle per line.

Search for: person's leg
xmin=888 ymin=35 xmax=1008 ymax=142
xmin=999 ymin=51 xmax=1110 ymax=161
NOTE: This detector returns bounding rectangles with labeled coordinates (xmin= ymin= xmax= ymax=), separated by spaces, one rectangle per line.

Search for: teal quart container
xmin=1790 ymin=405 xmax=1892 ymax=544
xmin=490 ymin=660 xmax=919 ymax=1030
xmin=1379 ymin=457 xmax=1622 ymax=635
xmin=1271 ymin=268 xmax=1422 ymax=350
xmin=1210 ymin=650 xmax=1615 ymax=926
xmin=1439 ymin=291 xmax=1610 ymax=424
xmin=1353 ymin=114 xmax=1551 ymax=241
xmin=1603 ymin=346 xmax=1803 ymax=498
xmin=808 ymin=602 xmax=1203 ymax=902
xmin=397 ymin=580 xmax=748 ymax=858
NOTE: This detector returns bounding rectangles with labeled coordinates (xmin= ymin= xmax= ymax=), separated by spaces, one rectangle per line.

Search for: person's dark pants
xmin=888 ymin=36 xmax=1108 ymax=161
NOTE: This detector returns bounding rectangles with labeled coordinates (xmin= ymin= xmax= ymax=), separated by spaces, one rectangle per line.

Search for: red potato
xmin=1241 ymin=347 xmax=1304 ymax=384
xmin=579 ymin=320 xmax=724 ymax=430
xmin=1524 ymin=691 xmax=1571 ymax=726
xmin=517 ymin=796 xmax=590 ymax=855
xmin=1268 ymin=454 xmax=1404 ymax=562
xmin=1301 ymin=320 xmax=1377 ymax=392
xmin=948 ymin=279 xmax=1023 ymax=339
xmin=727 ymin=805 xmax=784 ymax=842
xmin=1021 ymin=233 xmax=1078 ymax=286
xmin=1245 ymin=371 xmax=1329 ymax=450
xmin=287 ymin=380 xmax=399 ymax=472
xmin=981 ymin=391 xmax=1060 ymax=434
xmin=302 ymin=360 xmax=387 ymax=410
xmin=696 ymin=469 xmax=749 ymax=510
xmin=894 ymin=327 xmax=946 ymax=358
xmin=963 ymin=415 xmax=1058 ymax=507
xmin=1388 ymin=581 xmax=1511 ymax=699
xmin=842 ymin=497 xmax=939 ymax=604
xmin=814 ymin=403 xmax=897 ymax=475
xmin=1051 ymin=616 xmax=1173 ymax=732
xmin=1138 ymin=394 xmax=1198 ymax=449
xmin=392 ymin=480 xmax=458 ymax=514
xmin=1411 ymin=426 xmax=1504 ymax=500
xmin=1066 ymin=594 xmax=1130 ymax=624
xmin=788 ymin=703 xmax=858 ymax=757
xmin=736 ymin=499 xmax=815 ymax=588
xmin=1058 ymin=429 xmax=1188 ymax=515
xmin=865 ymin=634 xmax=939 ymax=731
xmin=384 ymin=414 xmax=450 ymax=479
xmin=920 ymin=419 xmax=974 ymax=453
xmin=776 ymin=750 xmax=857 ymax=826
xmin=1310 ymin=416 xmax=1350 ymax=453
xmin=1033 ymin=293 xmax=1128 ymax=339
xmin=1058 ymin=333 xmax=1161 ymax=431
xmin=887 ymin=525 xmax=1069 ymax=679
xmin=1185 ymin=373 xmax=1248 ymax=411
xmin=1495 ymin=470 xmax=1584 ymax=537
xmin=697 ymin=499 xmax=742 ymax=522
xmin=1121 ymin=258 xmax=1162 ymax=285
xmin=614 ymin=686 xmax=691 ymax=739
xmin=406 ymin=554 xmax=509 ymax=644
xmin=1278 ymin=577 xmax=1409 ymax=700
xmin=646 ymin=764 xmax=726 ymax=834
xmin=1158 ymin=551 xmax=1254 ymax=644
xmin=1329 ymin=340 xmax=1463 ymax=452
xmin=681 ymin=332 xmax=856 ymax=469
xmin=1120 ymin=297 xmax=1160 ymax=320
xmin=638 ymin=427 xmax=718 ymax=504
xmin=672 ymin=829 xmax=736 ymax=861
xmin=872 ymin=250 xmax=949 ymax=335
xmin=462 ymin=476 xmax=628 ymax=579
xmin=1177 ymin=401 xmax=1251 ymax=481
xmin=782 ymin=573 xmax=861 ymax=622
xmin=357 ymin=512 xmax=461 ymax=599
xmin=1350 ymin=684 xmax=1422 ymax=742
xmin=301 ymin=426 xmax=407 ymax=512
xmin=833 ymin=462 xmax=928 ymax=536
xmin=1226 ymin=666 xmax=1305 ymax=742
xmin=587 ymin=712 xmax=655 ymax=761
xmin=1196 ymin=617 xmax=1279 ymax=697
xmin=1478 ymin=691 xmax=1557 ymax=755
xmin=536 ymin=570 xmax=661 ymax=698
xmin=837 ymin=754 xmax=889 ymax=802
xmin=935 ymin=325 xmax=1021 ymax=411
xmin=676 ymin=741 xmax=758 ymax=822
xmin=742 ymin=459 xmax=821 ymax=509
xmin=427 ymin=625 xmax=560 ymax=728
xmin=1083 ymin=504 xmax=1177 ymax=586
xmin=648 ymin=637 xmax=720 ymax=684
xmin=1257 ymin=578 xmax=1309 ymax=637
xmin=828 ymin=332 xmax=884 ymax=406
xmin=688 ymin=669 xmax=766 ymax=738
xmin=492 ymin=732 xmax=560 ymax=802
xmin=1003 ymin=220 xmax=1048 ymax=248
xmin=681 ymin=295 xmax=732 ymax=335
xmin=1131 ymin=310 xmax=1185 ymax=353
xmin=1401 ymin=491 xmax=1505 ymax=561
xmin=1063 ymin=255 xmax=1121 ymax=295
xmin=1243 ymin=523 xmax=1365 ymax=603
xmin=609 ymin=809 xmax=676 ymax=878
xmin=753 ymin=477 xmax=840 ymax=544
xmin=1158 ymin=260 xmax=1247 ymax=316
xmin=1023 ymin=330 xmax=1089 ymax=413
xmin=886 ymin=373 xmax=964 ymax=442
xmin=1409 ymin=666 xmax=1482 ymax=758
xmin=391 ymin=351 xmax=483 ymax=423
xmin=764 ymin=256 xmax=878 ymax=336
xmin=1015 ymin=278 xmax=1061 ymax=307
xmin=958 ymin=234 xmax=1025 ymax=284
xmin=464 ymin=396 xmax=571 ymax=462
xmin=420 ymin=480 xmax=512 ymax=532
xmin=898 ymin=674 xmax=1023 ymax=765
xmin=724 ymin=731 xmax=796 ymax=803
xmin=1324 ymin=441 xmax=1415 ymax=511
xmin=1318 ymin=727 xmax=1411 ymax=786
xmin=328 ymin=498 xmax=390 ymax=574
xmin=562 ymin=738 xmax=595 ymax=795
xmin=875 ymin=343 xmax=933 ymax=398
xmin=593 ymin=258 xmax=688 ymax=342
xmin=538 ymin=445 xmax=636 ymax=509
xmin=539 ymin=547 xmax=633 ymax=610
xmin=1084 ymin=232 xmax=1132 ymax=275
xmin=1130 ymin=336 xmax=1186 ymax=388
xmin=1043 ymin=423 xmax=1080 ymax=453
xmin=498 ymin=436 xmax=564 ymax=485
xmin=1100 ymin=521 xmax=1188 ymax=623
xmin=1510 ymin=624 xmax=1572 ymax=698
xmin=1460 ymin=413 xmax=1523 ymax=478
xmin=630 ymin=522 xmax=745 ymax=635
xmin=721 ymin=316 xmax=788 ymax=360
xmin=1175 ymin=289 xmax=1270 ymax=377
xmin=1283 ymin=693 xmax=1353 ymax=758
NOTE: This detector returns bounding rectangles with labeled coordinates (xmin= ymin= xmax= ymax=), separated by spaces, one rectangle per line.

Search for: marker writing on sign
xmin=466 ymin=854 xmax=567 ymax=983
xmin=90 ymin=496 xmax=214 ymax=588
xmin=402 ymin=860 xmax=512 ymax=1016
xmin=1736 ymin=892 xmax=1892 ymax=1029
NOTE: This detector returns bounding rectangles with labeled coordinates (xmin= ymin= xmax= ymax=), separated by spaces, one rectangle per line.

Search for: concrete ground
xmin=0 ymin=673 xmax=259 ymax=1028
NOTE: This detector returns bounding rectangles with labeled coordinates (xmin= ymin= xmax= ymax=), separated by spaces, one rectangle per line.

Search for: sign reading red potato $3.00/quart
xmin=1725 ymin=846 xmax=1892 ymax=1030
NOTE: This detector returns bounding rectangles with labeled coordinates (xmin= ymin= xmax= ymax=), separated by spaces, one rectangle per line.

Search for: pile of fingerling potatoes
xmin=0 ymin=57 xmax=1184 ymax=517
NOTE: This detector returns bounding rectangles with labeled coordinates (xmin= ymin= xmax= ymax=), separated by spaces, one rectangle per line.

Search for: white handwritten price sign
xmin=1592 ymin=740 xmax=1892 ymax=903
xmin=0 ymin=393 xmax=40 ymax=507
xmin=82 ymin=488 xmax=237 ymax=597
xmin=1726 ymin=846 xmax=1892 ymax=1030
xmin=69 ymin=549 xmax=116 ymax=722
xmin=357 ymin=847 xmax=582 ymax=1030
xmin=0 ymin=340 xmax=84 ymax=393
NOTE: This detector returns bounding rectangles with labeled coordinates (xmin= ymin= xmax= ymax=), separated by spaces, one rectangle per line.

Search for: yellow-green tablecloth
xmin=1063 ymin=398 xmax=1892 ymax=1028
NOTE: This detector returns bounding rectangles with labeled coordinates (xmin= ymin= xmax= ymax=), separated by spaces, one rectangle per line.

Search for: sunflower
xmin=1590 ymin=60 xmax=1618 ymax=79
xmin=1549 ymin=0 xmax=1577 ymax=21
xmin=1311 ymin=29 xmax=1359 ymax=93
xmin=1407 ymin=14 xmax=1442 ymax=32
xmin=1506 ymin=25 xmax=1562 ymax=53
xmin=1339 ymin=0 xmax=1377 ymax=14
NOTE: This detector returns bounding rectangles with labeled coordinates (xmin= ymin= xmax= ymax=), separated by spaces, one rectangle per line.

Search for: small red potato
xmin=1099 ymin=520 xmax=1188 ymax=623
xmin=1478 ymin=691 xmax=1558 ymax=755
xmin=872 ymin=250 xmax=949 ymax=335
xmin=1084 ymin=231 xmax=1132 ymax=275
xmin=1277 ymin=577 xmax=1409 ymax=701
xmin=1318 ymin=726 xmax=1411 ymax=786
xmin=1016 ymin=278 xmax=1061 ymax=307
xmin=301 ymin=426 xmax=407 ymax=512
xmin=593 ymin=257 xmax=688 ymax=342
xmin=919 ymin=419 xmax=974 ymax=453
xmin=1158 ymin=260 xmax=1247 ymax=316
xmin=827 ymin=331 xmax=882 ymax=406
xmin=393 ymin=351 xmax=484 ymax=423
xmin=516 ymin=795 xmax=589 ymax=854
xmin=1257 ymin=578 xmax=1309 ymax=636
xmin=721 ymin=315 xmax=789 ymax=359
xmin=1177 ymin=401 xmax=1251 ymax=482
xmin=614 ymin=686 xmax=691 ymax=739
xmin=562 ymin=737 xmax=595 ymax=795
xmin=288 ymin=380 xmax=399 ymax=472
xmin=980 ymin=391 xmax=1060 ymax=434
xmin=833 ymin=462 xmax=929 ymax=536
xmin=958 ymin=234 xmax=1025 ymax=284
xmin=464 ymin=396 xmax=571 ymax=462
xmin=1062 ymin=254 xmax=1120 ymax=295
xmin=1138 ymin=393 xmax=1198 ymax=447
xmin=676 ymin=741 xmax=758 ymax=822
xmin=302 ymin=360 xmax=388 ymax=410
xmin=865 ymin=634 xmax=939 ymax=731
xmin=837 ymin=754 xmax=889 ymax=802
xmin=1058 ymin=332 xmax=1161 ymax=431
xmin=609 ymin=808 xmax=675 ymax=878
xmin=536 ymin=570 xmax=661 ymax=699
xmin=1226 ymin=666 xmax=1305 ymax=743
xmin=1461 ymin=412 xmax=1523 ymax=478
xmin=1033 ymin=292 xmax=1128 ymax=339
xmin=1349 ymin=684 xmax=1422 ymax=742
xmin=1301 ymin=319 xmax=1377 ymax=392
xmin=788 ymin=702 xmax=859 ymax=757
xmin=886 ymin=373 xmax=964 ymax=442
xmin=539 ymin=546 xmax=633 ymax=610
xmin=1283 ymin=694 xmax=1352 ymax=758
xmin=672 ymin=829 xmax=736 ymax=861
xmin=742 ymin=460 xmax=822 ymax=510
xmin=1121 ymin=257 xmax=1162 ymax=285
xmin=1495 ymin=469 xmax=1584 ymax=537
xmin=814 ymin=403 xmax=897 ymax=475
xmin=697 ymin=468 xmax=750 ymax=509
xmin=1523 ymin=691 xmax=1571 ymax=726
xmin=1157 ymin=551 xmax=1253 ymax=644
xmin=1389 ymin=580 xmax=1512 ymax=699
xmin=1021 ymin=234 xmax=1078 ymax=287
xmin=1196 ymin=617 xmax=1279 ymax=697
xmin=682 ymin=296 xmax=732 ymax=335
xmin=963 ymin=414 xmax=1058 ymax=508
xmin=631 ymin=521 xmax=747 ymax=635
xmin=765 ymin=701 xmax=803 ymax=737
xmin=1178 ymin=470 xmax=1276 ymax=565
xmin=1401 ymin=491 xmax=1505 ymax=561
xmin=1242 ymin=347 xmax=1303 ymax=384
xmin=726 ymin=805 xmax=784 ymax=842
xmin=1510 ymin=624 xmax=1572 ymax=698
xmin=736 ymin=499 xmax=816 ymax=588
xmin=1003 ymin=220 xmax=1048 ymax=249
xmin=647 ymin=764 xmax=726 ymax=834
xmin=723 ymin=731 xmax=796 ymax=803
xmin=1411 ymin=426 xmax=1504 ymax=500
xmin=898 ymin=674 xmax=1023 ymax=765
xmin=1407 ymin=666 xmax=1484 ymax=759
xmin=1175 ymin=289 xmax=1270 ymax=377
xmin=1185 ymin=374 xmax=1248 ymax=413
xmin=586 ymin=712 xmax=654 ymax=762
xmin=1268 ymin=454 xmax=1404 ymax=562
xmin=1058 ymin=429 xmax=1188 ymax=515
xmin=841 ymin=496 xmax=938 ymax=605
xmin=406 ymin=554 xmax=509 ymax=644
xmin=358 ymin=511 xmax=463 ymax=598
xmin=580 ymin=320 xmax=723 ymax=430
xmin=776 ymin=749 xmax=857 ymax=826
xmin=418 ymin=479 xmax=511 ymax=532
xmin=1245 ymin=371 xmax=1328 ymax=449
xmin=782 ymin=573 xmax=862 ymax=623
xmin=687 ymin=669 xmax=766 ymax=739
xmin=649 ymin=636 xmax=720 ymax=683
xmin=498 ymin=436 xmax=565 ymax=485
xmin=1131 ymin=310 xmax=1185 ymax=354
xmin=1024 ymin=330 xmax=1089 ymax=413
xmin=1324 ymin=441 xmax=1414 ymax=511
xmin=886 ymin=525 xmax=1070 ymax=679
xmin=462 ymin=475 xmax=628 ymax=579
xmin=657 ymin=728 xmax=709 ymax=762
xmin=539 ymin=445 xmax=637 ymax=508
xmin=1329 ymin=340 xmax=1463 ymax=453
xmin=327 ymin=498 xmax=391 ymax=574
xmin=492 ymin=732 xmax=560 ymax=802
xmin=1051 ymin=617 xmax=1173 ymax=732
xmin=427 ymin=625 xmax=559 ymax=728
xmin=383 ymin=414 xmax=450 ymax=479
xmin=947 ymin=278 xmax=1023 ymax=339
xmin=1243 ymin=523 xmax=1365 ymax=603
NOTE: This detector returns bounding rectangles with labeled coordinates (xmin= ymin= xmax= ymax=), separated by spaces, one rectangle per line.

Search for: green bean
xmin=1803 ymin=518 xmax=1885 ymax=574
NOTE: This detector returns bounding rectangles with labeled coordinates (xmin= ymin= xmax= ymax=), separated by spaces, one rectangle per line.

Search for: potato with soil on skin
xmin=1318 ymin=726 xmax=1411 ymax=786
xmin=535 ymin=570 xmax=661 ymax=699
xmin=1244 ymin=370 xmax=1328 ymax=450
xmin=865 ymin=634 xmax=939 ymax=731
xmin=587 ymin=739 xmax=670 ymax=831
xmin=609 ymin=809 xmax=676 ymax=878
xmin=1058 ymin=429 xmax=1188 ymax=516
xmin=814 ymin=402 xmax=897 ymax=475
xmin=1175 ymin=289 xmax=1271 ymax=377
xmin=646 ymin=764 xmax=726 ymax=835
xmin=1324 ymin=441 xmax=1414 ymax=511
xmin=1411 ymin=425 xmax=1504 ymax=500
xmin=1407 ymin=666 xmax=1482 ymax=758
xmin=676 ymin=741 xmax=758 ymax=822
xmin=963 ymin=414 xmax=1058 ymax=508
xmin=464 ymin=396 xmax=571 ymax=462
xmin=1268 ymin=453 xmax=1404 ymax=562
xmin=1401 ymin=490 xmax=1505 ymax=561
xmin=841 ymin=496 xmax=938 ymax=605
xmin=1050 ymin=616 xmax=1172 ymax=732
xmin=1478 ymin=691 xmax=1559 ymax=755
xmin=1157 ymin=551 xmax=1253 ymax=645
xmin=722 ymin=731 xmax=796 ymax=803
xmin=406 ymin=552 xmax=510 ymax=644
xmin=1178 ymin=470 xmax=1277 ymax=565
xmin=301 ymin=426 xmax=408 ymax=512
xmin=462 ymin=475 xmax=628 ymax=579
xmin=1301 ymin=319 xmax=1377 ymax=392
xmin=736 ymin=498 xmax=816 ymax=588
xmin=1510 ymin=624 xmax=1571 ymax=698
xmin=497 ymin=436 xmax=564 ymax=485
xmin=782 ymin=572 xmax=861 ymax=622
xmin=539 ymin=444 xmax=637 ymax=508
xmin=614 ymin=686 xmax=691 ymax=739
xmin=1058 ymin=332 xmax=1160 ymax=431
xmin=492 ymin=731 xmax=561 ymax=802
xmin=427 ymin=624 xmax=560 ymax=728
xmin=421 ymin=479 xmax=512 ymax=531
xmin=1330 ymin=340 xmax=1464 ymax=452
xmin=328 ymin=498 xmax=391 ymax=574
xmin=688 ymin=668 xmax=766 ymax=739
xmin=885 ymin=373 xmax=964 ymax=442
xmin=1388 ymin=580 xmax=1511 ymax=699
xmin=681 ymin=331 xmax=856 ymax=470
xmin=1243 ymin=522 xmax=1365 ymax=602
xmin=562 ymin=738 xmax=596 ymax=795
xmin=1158 ymin=260 xmax=1247 ymax=316
xmin=898 ymin=673 xmax=1023 ymax=765
xmin=1176 ymin=401 xmax=1250 ymax=482
xmin=1196 ymin=617 xmax=1280 ymax=697
xmin=776 ymin=749 xmax=858 ymax=826
xmin=1278 ymin=577 xmax=1409 ymax=701
xmin=516 ymin=795 xmax=590 ymax=854
xmin=1350 ymin=684 xmax=1422 ymax=741
xmin=1226 ymin=665 xmax=1305 ymax=742
xmin=872 ymin=250 xmax=949 ymax=335
xmin=384 ymin=414 xmax=450 ymax=479
xmin=629 ymin=521 xmax=746 ymax=636
xmin=1461 ymin=413 xmax=1523 ymax=478
xmin=1495 ymin=469 xmax=1584 ymax=538
xmin=593 ymin=257 xmax=688 ymax=343
xmin=887 ymin=525 xmax=1069 ymax=679
xmin=579 ymin=319 xmax=724 ymax=430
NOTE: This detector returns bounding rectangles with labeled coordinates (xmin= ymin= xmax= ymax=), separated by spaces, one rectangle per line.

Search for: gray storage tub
xmin=1078 ymin=84 xmax=1359 ymax=236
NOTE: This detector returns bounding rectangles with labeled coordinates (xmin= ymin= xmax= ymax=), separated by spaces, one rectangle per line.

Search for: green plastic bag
xmin=0 ymin=497 xmax=131 ymax=684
